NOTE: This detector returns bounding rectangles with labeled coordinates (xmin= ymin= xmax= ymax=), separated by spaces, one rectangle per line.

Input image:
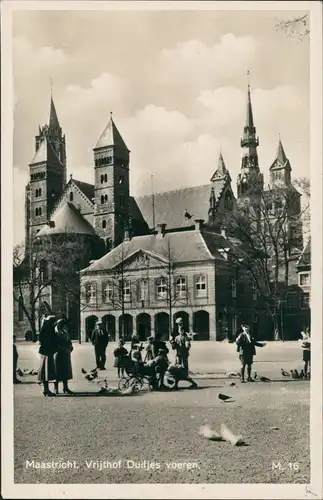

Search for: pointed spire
xmin=94 ymin=114 xmax=129 ymax=151
xmin=245 ymin=79 xmax=254 ymax=130
xmin=276 ymin=135 xmax=287 ymax=165
xmin=49 ymin=96 xmax=60 ymax=129
xmin=210 ymin=152 xmax=231 ymax=182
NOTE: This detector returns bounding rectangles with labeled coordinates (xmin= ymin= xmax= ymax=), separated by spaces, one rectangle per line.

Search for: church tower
xmin=237 ymin=79 xmax=264 ymax=201
xmin=269 ymin=136 xmax=292 ymax=186
xmin=26 ymin=96 xmax=66 ymax=248
xmin=93 ymin=113 xmax=130 ymax=250
xmin=208 ymin=152 xmax=235 ymax=226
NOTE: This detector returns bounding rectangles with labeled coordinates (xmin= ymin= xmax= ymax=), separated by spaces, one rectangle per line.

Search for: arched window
xmin=69 ymin=192 xmax=74 ymax=202
xmin=104 ymin=194 xmax=108 ymax=202
xmin=18 ymin=296 xmax=24 ymax=321
xmin=35 ymin=208 xmax=39 ymax=216
xmin=101 ymin=195 xmax=104 ymax=204
xmin=104 ymin=174 xmax=107 ymax=182
xmin=39 ymin=207 xmax=42 ymax=216
xmin=35 ymin=189 xmax=38 ymax=198
xmin=102 ymin=220 xmax=107 ymax=229
xmin=101 ymin=174 xmax=104 ymax=184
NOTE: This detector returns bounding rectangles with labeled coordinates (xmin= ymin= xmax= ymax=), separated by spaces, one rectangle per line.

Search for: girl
xmin=113 ymin=340 xmax=128 ymax=378
xmin=54 ymin=318 xmax=74 ymax=395
xmin=301 ymin=328 xmax=311 ymax=378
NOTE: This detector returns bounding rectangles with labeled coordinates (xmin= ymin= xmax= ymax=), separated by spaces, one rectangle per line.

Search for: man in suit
xmin=91 ymin=320 xmax=109 ymax=370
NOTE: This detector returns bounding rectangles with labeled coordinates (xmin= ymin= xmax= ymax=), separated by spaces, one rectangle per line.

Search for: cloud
xmin=158 ymin=34 xmax=257 ymax=88
xmin=13 ymin=36 xmax=68 ymax=73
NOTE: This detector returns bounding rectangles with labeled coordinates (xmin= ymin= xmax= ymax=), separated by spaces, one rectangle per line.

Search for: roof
xmin=297 ymin=239 xmax=311 ymax=268
xmin=29 ymin=138 xmax=62 ymax=166
xmin=72 ymin=179 xmax=95 ymax=202
xmin=94 ymin=116 xmax=129 ymax=151
xmin=134 ymin=181 xmax=227 ymax=231
xmin=210 ymin=153 xmax=231 ymax=182
xmin=245 ymin=85 xmax=254 ymax=130
xmin=49 ymin=96 xmax=60 ymax=129
xmin=37 ymin=202 xmax=96 ymax=237
xmin=81 ymin=229 xmax=226 ymax=274
xmin=270 ymin=138 xmax=290 ymax=170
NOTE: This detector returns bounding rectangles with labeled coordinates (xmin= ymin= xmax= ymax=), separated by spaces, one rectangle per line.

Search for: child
xmin=113 ymin=340 xmax=128 ymax=378
xmin=236 ymin=324 xmax=266 ymax=382
xmin=13 ymin=335 xmax=21 ymax=384
xmin=131 ymin=344 xmax=144 ymax=373
xmin=301 ymin=329 xmax=311 ymax=378
xmin=144 ymin=337 xmax=155 ymax=362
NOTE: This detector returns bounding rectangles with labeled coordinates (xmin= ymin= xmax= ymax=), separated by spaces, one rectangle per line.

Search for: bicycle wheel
xmin=118 ymin=377 xmax=130 ymax=391
xmin=129 ymin=377 xmax=143 ymax=392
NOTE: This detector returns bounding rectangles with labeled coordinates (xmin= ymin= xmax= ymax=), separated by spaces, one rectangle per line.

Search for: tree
xmin=13 ymin=233 xmax=96 ymax=341
xmin=222 ymin=176 xmax=310 ymax=338
xmin=275 ymin=14 xmax=309 ymax=41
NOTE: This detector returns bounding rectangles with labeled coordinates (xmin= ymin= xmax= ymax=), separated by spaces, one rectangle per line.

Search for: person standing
xmin=53 ymin=318 xmax=74 ymax=395
xmin=13 ymin=335 xmax=21 ymax=384
xmin=37 ymin=315 xmax=58 ymax=397
xmin=153 ymin=349 xmax=169 ymax=389
xmin=144 ymin=337 xmax=155 ymax=362
xmin=236 ymin=324 xmax=266 ymax=383
xmin=91 ymin=320 xmax=109 ymax=370
xmin=113 ymin=340 xmax=128 ymax=378
xmin=171 ymin=317 xmax=191 ymax=372
xmin=301 ymin=328 xmax=311 ymax=378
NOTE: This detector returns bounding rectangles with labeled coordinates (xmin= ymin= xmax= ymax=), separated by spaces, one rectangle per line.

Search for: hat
xmin=56 ymin=318 xmax=66 ymax=326
xmin=148 ymin=336 xmax=154 ymax=342
xmin=175 ymin=317 xmax=184 ymax=324
xmin=158 ymin=349 xmax=166 ymax=355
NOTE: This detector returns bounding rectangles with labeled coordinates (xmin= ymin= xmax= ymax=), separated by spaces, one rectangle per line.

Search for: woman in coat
xmin=53 ymin=318 xmax=74 ymax=394
xmin=37 ymin=315 xmax=58 ymax=397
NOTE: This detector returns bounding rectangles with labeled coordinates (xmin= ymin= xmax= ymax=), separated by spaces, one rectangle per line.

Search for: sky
xmin=12 ymin=8 xmax=310 ymax=245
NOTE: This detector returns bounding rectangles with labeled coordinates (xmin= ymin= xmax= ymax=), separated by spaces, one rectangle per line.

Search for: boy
xmin=236 ymin=324 xmax=266 ymax=382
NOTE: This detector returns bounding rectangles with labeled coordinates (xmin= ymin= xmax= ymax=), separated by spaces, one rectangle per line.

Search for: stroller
xmin=117 ymin=356 xmax=156 ymax=392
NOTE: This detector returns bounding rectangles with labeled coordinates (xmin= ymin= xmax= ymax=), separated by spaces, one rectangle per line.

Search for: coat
xmin=91 ymin=327 xmax=109 ymax=348
xmin=152 ymin=340 xmax=169 ymax=358
xmin=113 ymin=346 xmax=128 ymax=368
xmin=236 ymin=332 xmax=264 ymax=364
xmin=172 ymin=333 xmax=191 ymax=358
xmin=54 ymin=326 xmax=73 ymax=381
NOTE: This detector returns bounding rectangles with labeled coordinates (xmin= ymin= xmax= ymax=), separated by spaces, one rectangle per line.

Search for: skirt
xmin=303 ymin=350 xmax=311 ymax=362
xmin=114 ymin=356 xmax=126 ymax=368
xmin=38 ymin=354 xmax=56 ymax=383
xmin=54 ymin=349 xmax=73 ymax=381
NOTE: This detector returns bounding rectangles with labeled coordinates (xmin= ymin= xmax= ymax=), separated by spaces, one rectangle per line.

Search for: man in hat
xmin=91 ymin=320 xmax=109 ymax=370
xmin=171 ymin=317 xmax=191 ymax=372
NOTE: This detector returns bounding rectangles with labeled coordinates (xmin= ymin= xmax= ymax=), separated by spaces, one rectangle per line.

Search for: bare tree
xmin=275 ymin=14 xmax=309 ymax=41
xmin=222 ymin=176 xmax=309 ymax=338
xmin=13 ymin=233 xmax=95 ymax=340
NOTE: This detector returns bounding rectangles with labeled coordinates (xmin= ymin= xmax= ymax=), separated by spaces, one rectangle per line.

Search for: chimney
xmin=194 ymin=219 xmax=204 ymax=230
xmin=156 ymin=223 xmax=167 ymax=236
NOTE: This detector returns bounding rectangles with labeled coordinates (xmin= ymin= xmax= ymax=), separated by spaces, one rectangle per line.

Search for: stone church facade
xmin=14 ymin=83 xmax=305 ymax=341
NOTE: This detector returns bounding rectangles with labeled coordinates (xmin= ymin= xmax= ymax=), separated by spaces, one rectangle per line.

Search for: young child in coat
xmin=113 ymin=340 xmax=129 ymax=378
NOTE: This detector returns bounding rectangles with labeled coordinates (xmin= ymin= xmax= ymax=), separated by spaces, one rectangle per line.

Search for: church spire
xmin=49 ymin=95 xmax=60 ymax=129
xmin=210 ymin=152 xmax=231 ymax=182
xmin=269 ymin=135 xmax=291 ymax=185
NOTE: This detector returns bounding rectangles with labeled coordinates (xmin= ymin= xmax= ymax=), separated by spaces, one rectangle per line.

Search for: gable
xmin=49 ymin=179 xmax=94 ymax=223
xmin=112 ymin=249 xmax=169 ymax=272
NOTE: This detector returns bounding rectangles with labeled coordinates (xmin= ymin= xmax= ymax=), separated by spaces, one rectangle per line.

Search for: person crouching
xmin=154 ymin=349 xmax=169 ymax=389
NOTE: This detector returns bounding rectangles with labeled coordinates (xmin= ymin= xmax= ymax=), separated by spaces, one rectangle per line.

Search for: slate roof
xmin=80 ymin=229 xmax=227 ymax=274
xmin=270 ymin=138 xmax=291 ymax=170
xmin=72 ymin=179 xmax=95 ymax=203
xmin=134 ymin=181 xmax=227 ymax=231
xmin=297 ymin=239 xmax=311 ymax=268
xmin=94 ymin=116 xmax=129 ymax=151
xmin=49 ymin=96 xmax=60 ymax=129
xmin=37 ymin=202 xmax=96 ymax=237
xmin=30 ymin=138 xmax=63 ymax=166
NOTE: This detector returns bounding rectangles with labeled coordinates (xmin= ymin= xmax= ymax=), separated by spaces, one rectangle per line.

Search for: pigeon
xmin=269 ymin=426 xmax=279 ymax=430
xmin=220 ymin=424 xmax=243 ymax=446
xmin=227 ymin=372 xmax=238 ymax=379
xmin=253 ymin=372 xmax=258 ymax=380
xmin=81 ymin=368 xmax=87 ymax=374
xmin=259 ymin=376 xmax=270 ymax=382
xmin=16 ymin=369 xmax=24 ymax=377
xmin=120 ymin=385 xmax=135 ymax=395
xmin=281 ymin=369 xmax=290 ymax=377
xmin=199 ymin=424 xmax=223 ymax=441
xmin=218 ymin=393 xmax=232 ymax=402
xmin=81 ymin=368 xmax=98 ymax=382
xmin=229 ymin=382 xmax=236 ymax=387
xmin=291 ymin=370 xmax=298 ymax=379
